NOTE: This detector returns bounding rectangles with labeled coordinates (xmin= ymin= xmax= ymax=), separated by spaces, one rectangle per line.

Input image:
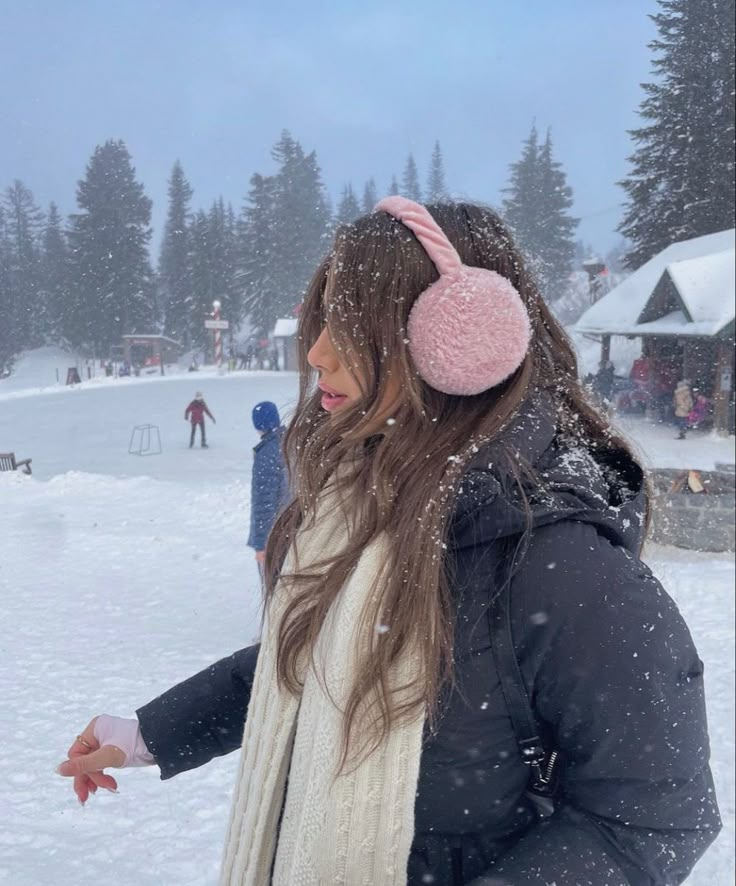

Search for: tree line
xmin=0 ymin=135 xmax=461 ymax=367
xmin=0 ymin=129 xmax=578 ymax=367
xmin=1 ymin=0 xmax=732 ymax=369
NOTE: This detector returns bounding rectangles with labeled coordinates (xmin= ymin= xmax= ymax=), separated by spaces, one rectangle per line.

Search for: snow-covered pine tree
xmin=502 ymin=125 xmax=541 ymax=267
xmin=1 ymin=181 xmax=44 ymax=350
xmin=40 ymin=202 xmax=68 ymax=344
xmin=236 ymin=172 xmax=279 ymax=337
xmin=336 ymin=183 xmax=361 ymax=224
xmin=362 ymin=178 xmax=378 ymax=214
xmin=188 ymin=209 xmax=214 ymax=351
xmin=223 ymin=201 xmax=242 ymax=340
xmin=159 ymin=160 xmax=194 ymax=347
xmin=67 ymin=140 xmax=154 ymax=354
xmin=502 ymin=126 xmax=578 ymax=300
xmin=534 ymin=131 xmax=578 ymax=299
xmin=426 ymin=141 xmax=448 ymax=202
xmin=267 ymin=131 xmax=331 ymax=329
xmin=619 ymin=0 xmax=735 ymax=268
xmin=388 ymin=174 xmax=400 ymax=196
xmin=205 ymin=197 xmax=240 ymax=338
xmin=401 ymin=153 xmax=422 ymax=202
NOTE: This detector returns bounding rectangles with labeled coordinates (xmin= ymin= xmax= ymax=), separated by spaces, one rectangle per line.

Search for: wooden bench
xmin=0 ymin=452 xmax=32 ymax=475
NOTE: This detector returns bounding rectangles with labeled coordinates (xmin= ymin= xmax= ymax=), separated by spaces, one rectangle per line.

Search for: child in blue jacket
xmin=247 ymin=401 xmax=289 ymax=570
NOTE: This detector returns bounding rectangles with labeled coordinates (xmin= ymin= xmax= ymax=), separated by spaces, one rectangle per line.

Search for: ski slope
xmin=0 ymin=351 xmax=733 ymax=885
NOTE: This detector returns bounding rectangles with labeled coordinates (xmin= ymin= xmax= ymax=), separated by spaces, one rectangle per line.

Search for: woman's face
xmin=307 ymin=326 xmax=402 ymax=430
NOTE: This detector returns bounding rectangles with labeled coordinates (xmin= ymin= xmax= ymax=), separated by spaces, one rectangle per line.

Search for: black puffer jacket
xmin=137 ymin=407 xmax=721 ymax=885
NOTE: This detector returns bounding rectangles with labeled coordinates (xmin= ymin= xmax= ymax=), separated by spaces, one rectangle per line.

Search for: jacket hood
xmin=450 ymin=398 xmax=647 ymax=554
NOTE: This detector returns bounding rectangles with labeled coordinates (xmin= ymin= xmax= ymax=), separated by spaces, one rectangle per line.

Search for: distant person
xmin=247 ymin=401 xmax=289 ymax=575
xmin=594 ymin=359 xmax=615 ymax=405
xmin=184 ymin=391 xmax=215 ymax=448
xmin=243 ymin=343 xmax=255 ymax=369
xmin=687 ymin=392 xmax=711 ymax=431
xmin=673 ymin=379 xmax=694 ymax=439
xmin=188 ymin=358 xmax=199 ymax=372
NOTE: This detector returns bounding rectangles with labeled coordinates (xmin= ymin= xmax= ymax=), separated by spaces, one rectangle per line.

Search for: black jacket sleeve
xmin=136 ymin=644 xmax=259 ymax=780
xmin=472 ymin=521 xmax=721 ymax=886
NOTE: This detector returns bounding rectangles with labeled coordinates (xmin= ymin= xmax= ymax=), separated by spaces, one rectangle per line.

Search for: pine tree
xmin=234 ymin=132 xmax=331 ymax=334
xmin=40 ymin=202 xmax=68 ymax=343
xmin=362 ymin=178 xmax=378 ymax=214
xmin=268 ymin=131 xmax=331 ymax=327
xmin=208 ymin=197 xmax=239 ymax=330
xmin=426 ymin=141 xmax=448 ymax=201
xmin=2 ymin=181 xmax=44 ymax=350
xmin=189 ymin=209 xmax=214 ymax=351
xmin=401 ymin=153 xmax=422 ymax=202
xmin=502 ymin=125 xmax=541 ymax=259
xmin=336 ymin=183 xmax=361 ymax=224
xmin=159 ymin=160 xmax=194 ymax=346
xmin=502 ymin=126 xmax=578 ymax=300
xmin=619 ymin=0 xmax=735 ymax=268
xmin=237 ymin=172 xmax=278 ymax=336
xmin=388 ymin=174 xmax=399 ymax=196
xmin=67 ymin=140 xmax=155 ymax=353
xmin=224 ymin=201 xmax=242 ymax=341
xmin=535 ymin=132 xmax=578 ymax=298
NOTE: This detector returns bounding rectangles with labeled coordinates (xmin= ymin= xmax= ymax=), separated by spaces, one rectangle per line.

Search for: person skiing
xmin=184 ymin=391 xmax=215 ymax=448
xmin=57 ymin=199 xmax=720 ymax=885
xmin=247 ymin=401 xmax=289 ymax=577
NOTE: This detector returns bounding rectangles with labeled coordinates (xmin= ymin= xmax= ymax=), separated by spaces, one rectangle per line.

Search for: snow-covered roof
xmin=273 ymin=318 xmax=299 ymax=338
xmin=575 ymin=229 xmax=735 ymax=338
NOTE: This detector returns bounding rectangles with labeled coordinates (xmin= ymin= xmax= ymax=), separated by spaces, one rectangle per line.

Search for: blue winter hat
xmin=252 ymin=401 xmax=281 ymax=431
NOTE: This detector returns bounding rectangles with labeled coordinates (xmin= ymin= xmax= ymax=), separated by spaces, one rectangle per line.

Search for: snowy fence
xmin=649 ymin=469 xmax=735 ymax=553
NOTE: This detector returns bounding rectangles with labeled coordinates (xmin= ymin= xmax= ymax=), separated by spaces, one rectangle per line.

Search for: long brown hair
xmin=264 ymin=202 xmax=644 ymax=766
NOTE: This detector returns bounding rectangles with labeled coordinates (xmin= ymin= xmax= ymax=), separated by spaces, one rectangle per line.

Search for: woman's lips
xmin=319 ymin=383 xmax=349 ymax=412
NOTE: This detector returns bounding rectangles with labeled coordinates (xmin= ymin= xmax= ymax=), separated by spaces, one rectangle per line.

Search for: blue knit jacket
xmin=247 ymin=426 xmax=289 ymax=550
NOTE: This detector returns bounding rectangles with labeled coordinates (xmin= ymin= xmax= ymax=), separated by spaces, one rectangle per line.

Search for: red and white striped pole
xmin=212 ymin=300 xmax=222 ymax=370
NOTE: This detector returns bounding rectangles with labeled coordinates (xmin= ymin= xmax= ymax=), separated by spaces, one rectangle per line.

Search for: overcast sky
xmin=1 ymin=0 xmax=658 ymax=255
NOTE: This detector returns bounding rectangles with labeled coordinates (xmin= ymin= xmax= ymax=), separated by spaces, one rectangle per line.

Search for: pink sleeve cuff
xmin=93 ymin=714 xmax=156 ymax=768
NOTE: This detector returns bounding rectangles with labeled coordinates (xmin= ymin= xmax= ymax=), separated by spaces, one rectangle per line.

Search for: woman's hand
xmin=56 ymin=715 xmax=154 ymax=804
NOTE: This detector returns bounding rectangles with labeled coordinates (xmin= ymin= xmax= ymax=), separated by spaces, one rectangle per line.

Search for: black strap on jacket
xmin=488 ymin=582 xmax=560 ymax=811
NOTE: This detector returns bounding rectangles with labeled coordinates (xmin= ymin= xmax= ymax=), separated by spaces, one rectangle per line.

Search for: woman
xmin=58 ymin=199 xmax=721 ymax=885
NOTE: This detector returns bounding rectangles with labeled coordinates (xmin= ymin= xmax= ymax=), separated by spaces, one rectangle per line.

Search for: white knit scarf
xmin=219 ymin=483 xmax=425 ymax=886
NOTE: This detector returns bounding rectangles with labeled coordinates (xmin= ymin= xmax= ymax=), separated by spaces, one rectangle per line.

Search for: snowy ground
xmin=0 ymin=350 xmax=733 ymax=884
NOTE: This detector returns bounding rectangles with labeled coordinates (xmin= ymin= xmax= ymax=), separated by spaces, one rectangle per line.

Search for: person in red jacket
xmin=184 ymin=392 xmax=215 ymax=448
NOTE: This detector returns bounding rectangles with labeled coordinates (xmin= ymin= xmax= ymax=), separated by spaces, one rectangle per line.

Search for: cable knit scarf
xmin=219 ymin=483 xmax=425 ymax=886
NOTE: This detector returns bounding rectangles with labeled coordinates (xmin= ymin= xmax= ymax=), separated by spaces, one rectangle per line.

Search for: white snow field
xmin=0 ymin=350 xmax=733 ymax=885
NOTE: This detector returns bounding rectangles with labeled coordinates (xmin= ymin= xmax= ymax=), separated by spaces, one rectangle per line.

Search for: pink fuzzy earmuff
xmin=374 ymin=196 xmax=531 ymax=396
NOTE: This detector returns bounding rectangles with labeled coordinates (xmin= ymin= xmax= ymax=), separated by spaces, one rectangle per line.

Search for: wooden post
xmin=713 ymin=339 xmax=734 ymax=436
xmin=600 ymin=335 xmax=611 ymax=368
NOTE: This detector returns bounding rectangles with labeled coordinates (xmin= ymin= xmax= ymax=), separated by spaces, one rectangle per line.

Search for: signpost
xmin=205 ymin=300 xmax=229 ymax=371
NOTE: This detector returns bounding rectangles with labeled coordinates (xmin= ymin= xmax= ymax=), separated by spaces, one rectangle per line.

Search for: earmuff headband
xmin=374 ymin=197 xmax=531 ymax=396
